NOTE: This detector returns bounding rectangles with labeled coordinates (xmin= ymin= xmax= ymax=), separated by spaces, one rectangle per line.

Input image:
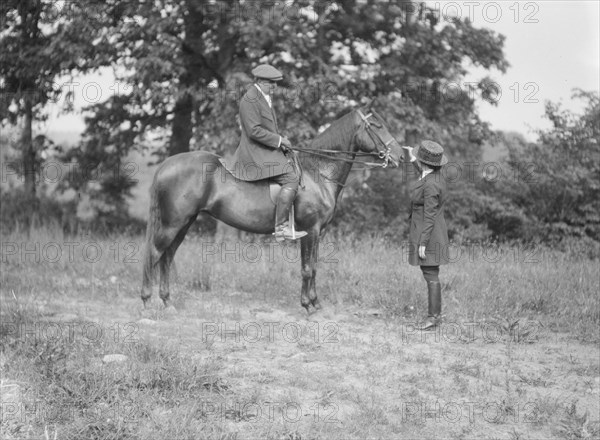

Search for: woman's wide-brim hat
xmin=251 ymin=64 xmax=283 ymax=81
xmin=413 ymin=140 xmax=448 ymax=166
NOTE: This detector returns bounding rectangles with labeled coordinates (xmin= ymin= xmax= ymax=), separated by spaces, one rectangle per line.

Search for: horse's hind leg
xmin=140 ymin=224 xmax=180 ymax=307
xmin=141 ymin=245 xmax=157 ymax=306
xmin=158 ymin=217 xmax=197 ymax=306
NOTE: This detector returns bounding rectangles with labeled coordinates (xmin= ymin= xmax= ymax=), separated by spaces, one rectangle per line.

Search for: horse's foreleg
xmin=300 ymin=232 xmax=320 ymax=314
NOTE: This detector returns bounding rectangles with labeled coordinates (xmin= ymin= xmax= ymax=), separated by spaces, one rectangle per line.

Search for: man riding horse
xmin=140 ymin=65 xmax=404 ymax=310
xmin=228 ymin=64 xmax=307 ymax=242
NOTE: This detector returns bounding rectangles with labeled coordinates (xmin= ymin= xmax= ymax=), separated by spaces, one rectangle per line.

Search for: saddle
xmin=216 ymin=157 xmax=282 ymax=204
xmin=217 ymin=150 xmax=304 ymax=202
xmin=217 ymin=156 xmax=303 ymax=239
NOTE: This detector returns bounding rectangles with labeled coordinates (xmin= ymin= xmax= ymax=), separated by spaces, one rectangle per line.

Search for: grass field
xmin=1 ymin=225 xmax=599 ymax=439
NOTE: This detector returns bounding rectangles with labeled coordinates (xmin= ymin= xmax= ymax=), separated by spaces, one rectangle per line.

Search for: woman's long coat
xmin=408 ymin=169 xmax=450 ymax=266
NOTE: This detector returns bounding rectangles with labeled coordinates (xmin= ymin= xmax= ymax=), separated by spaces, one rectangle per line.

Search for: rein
xmin=288 ymin=110 xmax=395 ymax=169
xmin=289 ymin=147 xmax=385 ymax=168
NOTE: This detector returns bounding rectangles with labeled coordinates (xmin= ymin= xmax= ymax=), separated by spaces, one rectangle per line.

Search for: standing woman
xmin=403 ymin=141 xmax=450 ymax=330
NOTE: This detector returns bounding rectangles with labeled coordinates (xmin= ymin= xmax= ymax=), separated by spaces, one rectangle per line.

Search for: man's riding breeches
xmin=270 ymin=168 xmax=299 ymax=192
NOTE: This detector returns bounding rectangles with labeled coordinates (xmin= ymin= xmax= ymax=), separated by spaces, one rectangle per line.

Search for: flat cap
xmin=251 ymin=64 xmax=283 ymax=81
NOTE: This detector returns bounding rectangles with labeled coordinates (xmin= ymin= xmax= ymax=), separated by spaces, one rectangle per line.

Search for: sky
xmin=42 ymin=1 xmax=600 ymax=143
xmin=455 ymin=0 xmax=600 ymax=139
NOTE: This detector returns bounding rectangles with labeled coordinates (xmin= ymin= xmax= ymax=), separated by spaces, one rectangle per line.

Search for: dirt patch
xmin=16 ymin=289 xmax=595 ymax=440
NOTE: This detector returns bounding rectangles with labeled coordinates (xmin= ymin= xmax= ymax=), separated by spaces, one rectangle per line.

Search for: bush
xmin=0 ymin=188 xmax=64 ymax=232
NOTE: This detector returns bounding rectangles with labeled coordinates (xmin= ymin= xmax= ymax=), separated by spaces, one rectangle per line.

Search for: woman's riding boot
xmin=274 ymin=187 xmax=307 ymax=242
xmin=419 ymin=281 xmax=441 ymax=330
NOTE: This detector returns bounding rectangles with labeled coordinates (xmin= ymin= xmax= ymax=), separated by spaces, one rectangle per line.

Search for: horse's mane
xmin=308 ymin=109 xmax=357 ymax=151
xmin=299 ymin=110 xmax=358 ymax=172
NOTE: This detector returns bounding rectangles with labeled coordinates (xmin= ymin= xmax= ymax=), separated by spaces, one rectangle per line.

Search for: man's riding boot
xmin=274 ymin=187 xmax=307 ymax=242
xmin=418 ymin=281 xmax=441 ymax=331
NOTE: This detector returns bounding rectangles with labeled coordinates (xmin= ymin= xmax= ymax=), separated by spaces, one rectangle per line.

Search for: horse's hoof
xmin=163 ymin=305 xmax=178 ymax=316
xmin=304 ymin=304 xmax=319 ymax=316
xmin=140 ymin=298 xmax=153 ymax=316
xmin=312 ymin=299 xmax=323 ymax=310
xmin=139 ymin=308 xmax=156 ymax=319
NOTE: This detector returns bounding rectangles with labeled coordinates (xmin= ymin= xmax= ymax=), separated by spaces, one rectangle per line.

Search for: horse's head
xmin=354 ymin=109 xmax=402 ymax=168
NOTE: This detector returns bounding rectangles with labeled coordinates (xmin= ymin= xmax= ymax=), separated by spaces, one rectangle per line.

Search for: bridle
xmin=356 ymin=109 xmax=397 ymax=169
xmin=289 ymin=109 xmax=397 ymax=169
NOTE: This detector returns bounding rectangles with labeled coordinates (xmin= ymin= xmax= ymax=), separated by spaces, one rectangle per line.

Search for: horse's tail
xmin=142 ymin=178 xmax=161 ymax=288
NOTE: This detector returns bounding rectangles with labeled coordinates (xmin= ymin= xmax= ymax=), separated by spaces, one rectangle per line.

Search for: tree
xmin=502 ymin=90 xmax=600 ymax=243
xmin=3 ymin=1 xmax=508 ymax=231
xmin=0 ymin=0 xmax=113 ymax=197
xmin=74 ymin=1 xmax=247 ymax=159
xmin=67 ymin=1 xmax=508 ymax=228
xmin=76 ymin=0 xmax=508 ymax=155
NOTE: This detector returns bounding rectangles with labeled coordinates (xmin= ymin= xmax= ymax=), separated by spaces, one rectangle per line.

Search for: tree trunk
xmin=22 ymin=96 xmax=36 ymax=198
xmin=167 ymin=0 xmax=237 ymax=156
xmin=166 ymin=0 xmax=206 ymax=157
xmin=168 ymin=92 xmax=193 ymax=156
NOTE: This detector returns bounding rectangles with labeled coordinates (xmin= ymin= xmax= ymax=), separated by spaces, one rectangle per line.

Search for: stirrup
xmin=273 ymin=205 xmax=307 ymax=242
xmin=274 ymin=224 xmax=308 ymax=242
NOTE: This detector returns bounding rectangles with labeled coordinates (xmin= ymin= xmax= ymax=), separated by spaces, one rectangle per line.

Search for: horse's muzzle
xmin=387 ymin=144 xmax=403 ymax=168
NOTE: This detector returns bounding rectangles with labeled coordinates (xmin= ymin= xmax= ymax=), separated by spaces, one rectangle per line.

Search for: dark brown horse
xmin=141 ymin=108 xmax=402 ymax=313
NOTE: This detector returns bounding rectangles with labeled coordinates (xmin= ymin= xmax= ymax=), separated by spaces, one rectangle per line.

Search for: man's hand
xmin=280 ymin=136 xmax=292 ymax=153
xmin=418 ymin=245 xmax=426 ymax=259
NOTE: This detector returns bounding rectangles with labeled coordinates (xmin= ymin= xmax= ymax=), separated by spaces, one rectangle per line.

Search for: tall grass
xmin=2 ymin=224 xmax=598 ymax=339
xmin=1 ymin=225 xmax=599 ymax=439
xmin=172 ymin=232 xmax=600 ymax=342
